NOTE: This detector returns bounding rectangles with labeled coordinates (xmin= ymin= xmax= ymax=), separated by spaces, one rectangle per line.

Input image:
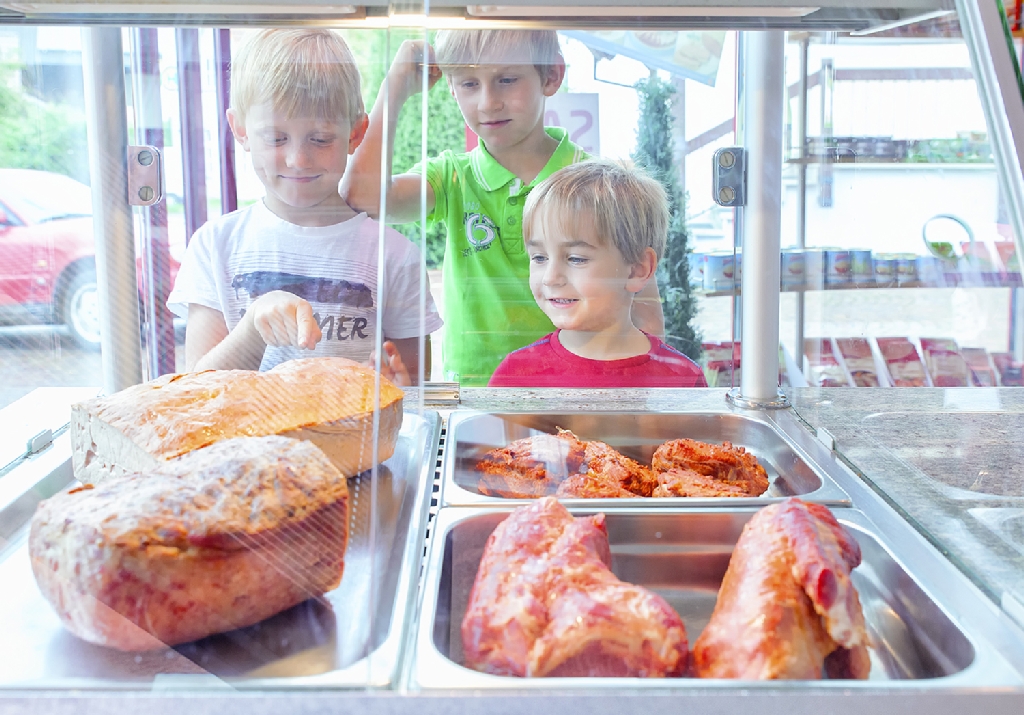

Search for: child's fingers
xmin=382 ymin=340 xmax=412 ymax=386
xmin=255 ymin=313 xmax=290 ymax=347
xmin=295 ymin=301 xmax=322 ymax=349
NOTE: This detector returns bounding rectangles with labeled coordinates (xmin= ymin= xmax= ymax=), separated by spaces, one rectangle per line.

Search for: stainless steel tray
xmin=0 ymin=409 xmax=441 ymax=690
xmin=441 ymin=410 xmax=850 ymax=507
xmin=409 ymin=505 xmax=1023 ymax=690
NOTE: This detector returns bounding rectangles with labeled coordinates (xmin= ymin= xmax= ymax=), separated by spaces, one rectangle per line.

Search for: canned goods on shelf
xmin=915 ymin=255 xmax=948 ymax=287
xmin=703 ymin=251 xmax=736 ymax=292
xmin=803 ymin=249 xmax=825 ymax=289
xmin=895 ymin=253 xmax=920 ymax=286
xmin=850 ymin=249 xmax=874 ymax=285
xmin=780 ymin=249 xmax=806 ymax=289
xmin=824 ymin=249 xmax=853 ymax=286
xmin=874 ymin=253 xmax=897 ymax=287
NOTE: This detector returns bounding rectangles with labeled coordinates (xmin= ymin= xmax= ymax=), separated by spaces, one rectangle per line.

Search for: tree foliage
xmin=631 ymin=76 xmax=702 ymax=362
xmin=0 ymin=60 xmax=89 ymax=183
xmin=343 ymin=30 xmax=466 ymax=267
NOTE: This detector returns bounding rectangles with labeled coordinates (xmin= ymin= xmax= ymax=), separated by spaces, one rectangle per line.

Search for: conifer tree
xmin=632 ymin=76 xmax=702 ymax=361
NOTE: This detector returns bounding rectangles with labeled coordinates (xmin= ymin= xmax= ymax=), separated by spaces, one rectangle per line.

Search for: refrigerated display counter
xmin=3 ymin=0 xmax=1024 ymax=712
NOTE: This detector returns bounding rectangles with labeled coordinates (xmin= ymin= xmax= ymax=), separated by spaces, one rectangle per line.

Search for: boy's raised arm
xmin=342 ymin=40 xmax=441 ymax=224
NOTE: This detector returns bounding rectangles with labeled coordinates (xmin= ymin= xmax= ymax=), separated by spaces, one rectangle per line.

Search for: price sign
xmin=543 ymin=93 xmax=600 ymax=155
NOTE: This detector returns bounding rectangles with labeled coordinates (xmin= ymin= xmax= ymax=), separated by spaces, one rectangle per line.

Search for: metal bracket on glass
xmin=815 ymin=426 xmax=837 ymax=451
xmin=417 ymin=382 xmax=461 ymax=407
xmin=25 ymin=429 xmax=53 ymax=456
xmin=712 ymin=147 xmax=747 ymax=207
xmin=127 ymin=145 xmax=164 ymax=206
xmin=725 ymin=387 xmax=791 ymax=410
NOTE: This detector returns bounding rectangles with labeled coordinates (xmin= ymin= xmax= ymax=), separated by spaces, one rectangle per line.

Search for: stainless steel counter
xmin=3 ymin=386 xmax=1024 ymax=714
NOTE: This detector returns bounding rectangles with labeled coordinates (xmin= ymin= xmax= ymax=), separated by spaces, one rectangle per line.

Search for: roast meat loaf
xmin=71 ymin=357 xmax=403 ymax=485
xmin=30 ymin=435 xmax=349 ymax=651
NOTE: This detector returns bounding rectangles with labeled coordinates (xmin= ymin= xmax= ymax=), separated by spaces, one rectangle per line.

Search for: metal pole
xmin=131 ymin=28 xmax=176 ymax=379
xmin=734 ymin=30 xmax=787 ymax=407
xmin=82 ymin=27 xmax=142 ymax=393
xmin=796 ymin=35 xmax=809 ymax=371
xmin=214 ymin=29 xmax=237 ymax=217
xmin=177 ymin=28 xmax=209 ymax=239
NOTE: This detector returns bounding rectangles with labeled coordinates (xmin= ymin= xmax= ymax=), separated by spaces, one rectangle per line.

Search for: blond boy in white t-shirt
xmin=168 ymin=29 xmax=441 ymax=382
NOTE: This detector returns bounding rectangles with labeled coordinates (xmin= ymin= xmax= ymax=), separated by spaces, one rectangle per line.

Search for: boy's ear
xmin=348 ymin=114 xmax=369 ymax=154
xmin=626 ymin=247 xmax=658 ymax=293
xmin=225 ymin=109 xmax=250 ymax=151
xmin=541 ymin=57 xmax=566 ymax=98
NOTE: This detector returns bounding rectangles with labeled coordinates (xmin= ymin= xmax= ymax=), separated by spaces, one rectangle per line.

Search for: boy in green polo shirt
xmin=343 ymin=30 xmax=663 ymax=385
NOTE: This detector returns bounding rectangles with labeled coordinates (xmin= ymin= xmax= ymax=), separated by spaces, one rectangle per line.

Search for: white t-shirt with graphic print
xmin=167 ymin=201 xmax=442 ymax=371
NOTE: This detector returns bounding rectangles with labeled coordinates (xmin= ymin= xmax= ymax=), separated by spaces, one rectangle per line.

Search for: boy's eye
xmin=530 ymin=254 xmax=548 ymax=264
xmin=568 ymin=255 xmax=589 ymax=266
xmin=263 ymin=135 xmax=287 ymax=146
xmin=310 ymin=136 xmax=336 ymax=146
xmin=499 ymin=76 xmax=518 ymax=85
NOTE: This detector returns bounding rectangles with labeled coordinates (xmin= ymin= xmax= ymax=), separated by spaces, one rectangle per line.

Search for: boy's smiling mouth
xmin=546 ymin=297 xmax=578 ymax=306
xmin=281 ymin=174 xmax=322 ymax=183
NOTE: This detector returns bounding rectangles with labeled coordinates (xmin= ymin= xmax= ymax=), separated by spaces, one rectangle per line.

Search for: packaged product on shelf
xmin=803 ymin=338 xmax=851 ymax=387
xmin=876 ymin=337 xmax=929 ymax=387
xmin=781 ymin=249 xmax=806 ymax=289
xmin=850 ymin=250 xmax=874 ymax=286
xmin=835 ymin=338 xmax=881 ymax=387
xmin=992 ymin=352 xmax=1024 ymax=386
xmin=894 ymin=254 xmax=920 ymax=287
xmin=915 ymin=256 xmax=948 ymax=287
xmin=961 ymin=347 xmax=999 ymax=387
xmin=919 ymin=338 xmax=970 ymax=387
xmin=702 ymin=341 xmax=739 ymax=387
xmin=873 ymin=254 xmax=897 ymax=287
xmin=803 ymin=249 xmax=825 ymax=289
xmin=704 ymin=251 xmax=736 ymax=292
xmin=824 ymin=249 xmax=853 ymax=286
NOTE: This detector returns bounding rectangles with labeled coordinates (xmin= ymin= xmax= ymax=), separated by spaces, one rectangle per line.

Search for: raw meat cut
xmin=693 ymin=498 xmax=870 ymax=679
xmin=652 ymin=438 xmax=769 ymax=497
xmin=462 ymin=497 xmax=688 ymax=677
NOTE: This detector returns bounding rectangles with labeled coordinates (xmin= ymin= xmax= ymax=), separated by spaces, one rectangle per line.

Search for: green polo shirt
xmin=411 ymin=127 xmax=588 ymax=385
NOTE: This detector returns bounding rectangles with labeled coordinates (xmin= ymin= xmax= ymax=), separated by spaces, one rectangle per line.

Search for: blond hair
xmin=524 ymin=160 xmax=669 ymax=264
xmin=230 ymin=29 xmax=364 ymax=127
xmin=433 ymin=29 xmax=562 ymax=78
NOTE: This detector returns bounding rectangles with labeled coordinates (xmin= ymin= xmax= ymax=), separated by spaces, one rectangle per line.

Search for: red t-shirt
xmin=488 ymin=330 xmax=708 ymax=388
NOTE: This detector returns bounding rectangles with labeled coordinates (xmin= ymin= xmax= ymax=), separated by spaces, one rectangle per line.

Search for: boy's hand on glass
xmin=369 ymin=340 xmax=412 ymax=387
xmin=248 ymin=290 xmax=322 ymax=350
xmin=389 ymin=40 xmax=442 ymax=100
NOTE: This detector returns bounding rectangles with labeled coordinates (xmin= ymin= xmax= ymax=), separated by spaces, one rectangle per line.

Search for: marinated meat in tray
xmin=475 ymin=430 xmax=767 ymax=498
xmin=462 ymin=497 xmax=688 ymax=677
xmin=29 ymin=435 xmax=349 ymax=652
xmin=694 ymin=498 xmax=870 ymax=680
xmin=475 ymin=430 xmax=587 ymax=498
xmin=651 ymin=439 xmax=769 ymax=498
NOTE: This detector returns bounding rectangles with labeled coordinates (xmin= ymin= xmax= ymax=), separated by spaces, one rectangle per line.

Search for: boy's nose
xmin=542 ymin=262 xmax=565 ymax=286
xmin=479 ymin=85 xmax=503 ymax=113
xmin=286 ymin=143 xmax=313 ymax=169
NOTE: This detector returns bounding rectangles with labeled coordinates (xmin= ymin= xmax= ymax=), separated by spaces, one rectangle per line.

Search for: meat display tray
xmin=0 ymin=410 xmax=441 ymax=690
xmin=408 ymin=506 xmax=1023 ymax=690
xmin=441 ymin=410 xmax=850 ymax=507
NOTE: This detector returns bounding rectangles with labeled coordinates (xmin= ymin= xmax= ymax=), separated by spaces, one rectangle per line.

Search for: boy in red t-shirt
xmin=489 ymin=160 xmax=706 ymax=388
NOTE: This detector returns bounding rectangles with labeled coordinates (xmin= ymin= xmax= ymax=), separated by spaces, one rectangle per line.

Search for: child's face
xmin=527 ymin=208 xmax=646 ymax=335
xmin=446 ymin=50 xmax=562 ymax=157
xmin=228 ymin=103 xmax=366 ymax=223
